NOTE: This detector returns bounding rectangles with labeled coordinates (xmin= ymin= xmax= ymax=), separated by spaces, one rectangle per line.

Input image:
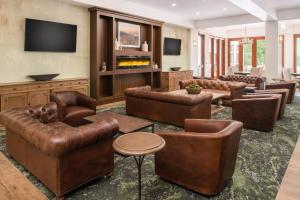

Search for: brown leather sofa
xmin=250 ymin=89 xmax=289 ymax=120
xmin=232 ymin=94 xmax=281 ymax=132
xmin=179 ymin=79 xmax=246 ymax=106
xmin=155 ymin=119 xmax=243 ymax=195
xmin=125 ymin=86 xmax=213 ymax=127
xmin=50 ymin=91 xmax=96 ymax=127
xmin=265 ymin=82 xmax=297 ymax=104
xmin=219 ymin=75 xmax=266 ymax=89
xmin=0 ymin=102 xmax=119 ymax=199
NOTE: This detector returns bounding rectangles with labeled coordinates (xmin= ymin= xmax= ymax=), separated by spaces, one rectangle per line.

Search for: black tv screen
xmin=25 ymin=18 xmax=77 ymax=52
xmin=164 ymin=37 xmax=181 ymax=55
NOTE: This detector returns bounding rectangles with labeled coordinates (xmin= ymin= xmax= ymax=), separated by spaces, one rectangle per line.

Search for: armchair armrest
xmin=50 ymin=94 xmax=66 ymax=120
xmin=184 ymin=119 xmax=233 ymax=133
xmin=229 ymin=83 xmax=247 ymax=99
xmin=76 ymin=92 xmax=97 ymax=111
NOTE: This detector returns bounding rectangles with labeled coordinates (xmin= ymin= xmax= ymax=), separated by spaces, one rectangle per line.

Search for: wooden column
xmin=210 ymin=38 xmax=215 ymax=78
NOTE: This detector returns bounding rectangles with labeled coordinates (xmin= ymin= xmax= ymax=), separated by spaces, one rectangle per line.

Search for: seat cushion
xmin=64 ymin=106 xmax=95 ymax=127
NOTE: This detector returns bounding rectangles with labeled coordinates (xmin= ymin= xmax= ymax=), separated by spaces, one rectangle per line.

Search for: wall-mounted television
xmin=25 ymin=18 xmax=77 ymax=52
xmin=163 ymin=37 xmax=181 ymax=55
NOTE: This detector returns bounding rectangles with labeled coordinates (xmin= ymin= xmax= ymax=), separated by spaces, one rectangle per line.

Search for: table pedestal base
xmin=133 ymin=155 xmax=145 ymax=200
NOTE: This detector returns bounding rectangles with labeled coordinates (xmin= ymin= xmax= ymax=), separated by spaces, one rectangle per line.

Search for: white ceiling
xmin=71 ymin=0 xmax=300 ymax=28
xmin=256 ymin=0 xmax=300 ymax=10
xmin=127 ymin=0 xmax=247 ymax=20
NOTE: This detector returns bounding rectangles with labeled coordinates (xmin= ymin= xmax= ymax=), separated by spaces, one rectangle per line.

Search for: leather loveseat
xmin=219 ymin=75 xmax=266 ymax=89
xmin=0 ymin=102 xmax=119 ymax=199
xmin=179 ymin=79 xmax=246 ymax=106
xmin=125 ymin=86 xmax=213 ymax=127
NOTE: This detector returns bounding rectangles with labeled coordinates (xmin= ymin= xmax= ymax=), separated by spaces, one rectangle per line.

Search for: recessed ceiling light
xmin=223 ymin=7 xmax=227 ymax=11
xmin=196 ymin=12 xmax=200 ymax=15
xmin=171 ymin=3 xmax=176 ymax=7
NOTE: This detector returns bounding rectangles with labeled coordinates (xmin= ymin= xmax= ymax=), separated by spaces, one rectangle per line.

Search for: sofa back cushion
xmin=196 ymin=79 xmax=231 ymax=91
xmin=125 ymin=85 xmax=212 ymax=106
xmin=26 ymin=102 xmax=58 ymax=124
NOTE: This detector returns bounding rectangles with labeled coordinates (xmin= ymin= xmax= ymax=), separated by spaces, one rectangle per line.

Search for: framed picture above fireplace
xmin=118 ymin=22 xmax=140 ymax=48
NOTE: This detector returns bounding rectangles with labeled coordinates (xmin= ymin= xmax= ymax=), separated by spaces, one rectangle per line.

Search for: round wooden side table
xmin=113 ymin=132 xmax=165 ymax=200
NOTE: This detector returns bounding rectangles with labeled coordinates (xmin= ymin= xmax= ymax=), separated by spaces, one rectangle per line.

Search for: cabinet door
xmin=28 ymin=90 xmax=50 ymax=106
xmin=1 ymin=93 xmax=28 ymax=111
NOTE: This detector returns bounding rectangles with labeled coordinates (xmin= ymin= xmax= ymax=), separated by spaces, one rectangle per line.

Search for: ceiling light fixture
xmin=171 ymin=3 xmax=176 ymax=7
xmin=239 ymin=25 xmax=253 ymax=46
xmin=196 ymin=12 xmax=200 ymax=15
xmin=223 ymin=7 xmax=227 ymax=11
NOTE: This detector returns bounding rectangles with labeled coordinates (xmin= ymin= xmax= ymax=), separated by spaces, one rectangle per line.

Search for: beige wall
xmin=162 ymin=24 xmax=191 ymax=71
xmin=0 ymin=0 xmax=90 ymax=83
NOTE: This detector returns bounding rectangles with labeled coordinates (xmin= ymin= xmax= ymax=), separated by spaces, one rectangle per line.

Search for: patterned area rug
xmin=0 ymin=98 xmax=300 ymax=200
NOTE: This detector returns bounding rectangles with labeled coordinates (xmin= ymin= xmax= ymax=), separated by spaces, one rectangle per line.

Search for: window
xmin=294 ymin=34 xmax=300 ymax=73
xmin=229 ymin=40 xmax=239 ymax=67
xmin=256 ymin=39 xmax=266 ymax=68
xmin=228 ymin=37 xmax=269 ymax=72
xmin=243 ymin=43 xmax=252 ymax=72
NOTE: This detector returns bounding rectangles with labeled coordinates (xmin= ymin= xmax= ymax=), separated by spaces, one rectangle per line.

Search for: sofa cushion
xmin=26 ymin=102 xmax=58 ymax=124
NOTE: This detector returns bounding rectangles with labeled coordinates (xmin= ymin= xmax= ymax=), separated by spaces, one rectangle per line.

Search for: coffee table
xmin=84 ymin=112 xmax=154 ymax=134
xmin=113 ymin=132 xmax=165 ymax=200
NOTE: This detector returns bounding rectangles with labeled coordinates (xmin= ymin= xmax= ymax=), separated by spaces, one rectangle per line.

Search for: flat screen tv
xmin=25 ymin=18 xmax=77 ymax=52
xmin=163 ymin=37 xmax=181 ymax=55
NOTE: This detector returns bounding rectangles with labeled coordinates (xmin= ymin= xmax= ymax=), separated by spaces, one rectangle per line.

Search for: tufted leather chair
xmin=155 ymin=119 xmax=243 ymax=195
xmin=0 ymin=102 xmax=119 ymax=199
xmin=179 ymin=79 xmax=246 ymax=106
xmin=232 ymin=94 xmax=281 ymax=132
xmin=50 ymin=91 xmax=96 ymax=127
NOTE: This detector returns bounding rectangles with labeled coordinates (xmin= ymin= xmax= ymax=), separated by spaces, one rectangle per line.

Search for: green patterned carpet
xmin=0 ymin=98 xmax=300 ymax=200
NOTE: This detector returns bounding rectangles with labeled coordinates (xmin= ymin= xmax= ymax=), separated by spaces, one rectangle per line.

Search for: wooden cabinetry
xmin=1 ymin=93 xmax=28 ymax=111
xmin=89 ymin=7 xmax=164 ymax=105
xmin=161 ymin=70 xmax=193 ymax=91
xmin=0 ymin=78 xmax=89 ymax=111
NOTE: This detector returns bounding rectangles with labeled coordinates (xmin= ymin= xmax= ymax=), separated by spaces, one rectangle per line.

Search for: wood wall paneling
xmin=89 ymin=7 xmax=163 ymax=105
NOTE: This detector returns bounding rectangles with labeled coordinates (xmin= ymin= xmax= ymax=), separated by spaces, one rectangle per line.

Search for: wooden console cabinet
xmin=0 ymin=78 xmax=89 ymax=111
xmin=161 ymin=70 xmax=193 ymax=91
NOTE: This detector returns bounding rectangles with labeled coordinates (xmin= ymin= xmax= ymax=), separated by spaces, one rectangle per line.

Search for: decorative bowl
xmin=28 ymin=74 xmax=59 ymax=81
xmin=186 ymin=87 xmax=202 ymax=94
xmin=170 ymin=67 xmax=181 ymax=71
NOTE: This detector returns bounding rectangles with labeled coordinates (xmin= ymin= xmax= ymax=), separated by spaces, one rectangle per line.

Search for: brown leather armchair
xmin=232 ymin=94 xmax=281 ymax=132
xmin=155 ymin=119 xmax=243 ymax=195
xmin=250 ymin=89 xmax=289 ymax=120
xmin=50 ymin=91 xmax=96 ymax=127
xmin=265 ymin=82 xmax=297 ymax=104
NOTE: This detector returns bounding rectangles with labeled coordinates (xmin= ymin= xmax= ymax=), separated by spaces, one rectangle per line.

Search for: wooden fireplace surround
xmin=89 ymin=7 xmax=164 ymax=105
